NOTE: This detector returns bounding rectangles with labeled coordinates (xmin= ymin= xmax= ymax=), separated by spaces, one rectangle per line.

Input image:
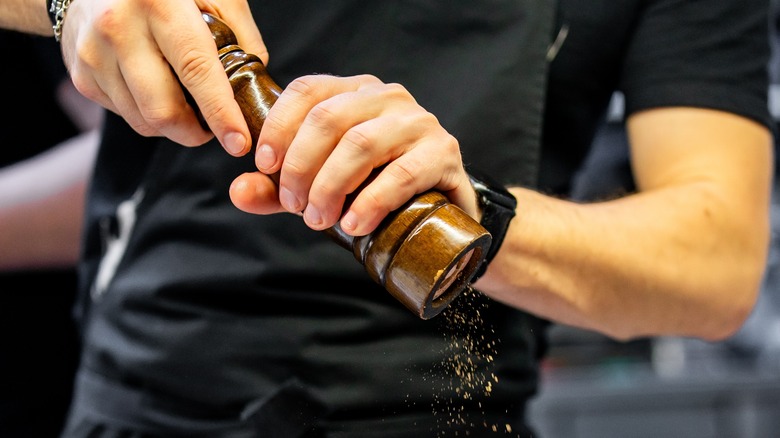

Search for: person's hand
xmin=229 ymin=74 xmax=479 ymax=237
xmin=59 ymin=0 xmax=267 ymax=156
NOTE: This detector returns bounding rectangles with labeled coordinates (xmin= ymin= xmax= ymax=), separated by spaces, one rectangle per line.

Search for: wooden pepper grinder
xmin=203 ymin=13 xmax=491 ymax=319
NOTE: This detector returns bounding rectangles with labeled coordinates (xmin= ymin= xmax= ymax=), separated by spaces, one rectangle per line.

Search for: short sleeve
xmin=619 ymin=0 xmax=772 ymax=128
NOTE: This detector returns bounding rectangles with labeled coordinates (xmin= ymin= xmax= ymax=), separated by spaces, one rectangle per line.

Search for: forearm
xmin=0 ymin=130 xmax=98 ymax=271
xmin=478 ymin=182 xmax=771 ymax=341
xmin=0 ymin=0 xmax=52 ymax=35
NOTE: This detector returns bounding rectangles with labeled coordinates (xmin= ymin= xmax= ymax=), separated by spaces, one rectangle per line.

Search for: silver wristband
xmin=48 ymin=0 xmax=73 ymax=42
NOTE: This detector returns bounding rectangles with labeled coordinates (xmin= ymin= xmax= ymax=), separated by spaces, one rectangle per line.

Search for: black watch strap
xmin=468 ymin=169 xmax=517 ymax=282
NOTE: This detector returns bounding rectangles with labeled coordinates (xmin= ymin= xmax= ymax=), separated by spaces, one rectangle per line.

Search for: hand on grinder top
xmin=57 ymin=0 xmax=266 ymax=154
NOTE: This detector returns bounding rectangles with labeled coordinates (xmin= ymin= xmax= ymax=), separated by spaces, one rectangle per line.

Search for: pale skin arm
xmin=0 ymin=0 xmax=51 ymax=35
xmin=476 ymin=107 xmax=774 ymax=342
xmin=0 ymin=129 xmax=99 ymax=270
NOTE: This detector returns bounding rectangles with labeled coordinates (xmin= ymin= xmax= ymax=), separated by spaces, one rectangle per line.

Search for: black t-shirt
xmin=71 ymin=0 xmax=771 ymax=436
xmin=540 ymin=0 xmax=772 ymax=194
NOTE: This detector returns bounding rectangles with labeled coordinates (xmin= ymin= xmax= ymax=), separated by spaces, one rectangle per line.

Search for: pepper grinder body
xmin=204 ymin=13 xmax=491 ymax=319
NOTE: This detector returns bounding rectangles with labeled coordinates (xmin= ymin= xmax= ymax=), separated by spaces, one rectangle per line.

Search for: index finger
xmin=151 ymin=9 xmax=252 ymax=156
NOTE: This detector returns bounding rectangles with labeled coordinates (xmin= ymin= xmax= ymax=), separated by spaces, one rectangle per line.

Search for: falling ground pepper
xmin=423 ymin=287 xmax=522 ymax=436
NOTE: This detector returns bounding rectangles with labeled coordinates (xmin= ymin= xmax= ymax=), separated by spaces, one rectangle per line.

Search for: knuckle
xmin=260 ymin=110 xmax=286 ymax=136
xmin=306 ymin=104 xmax=339 ymax=135
xmin=441 ymin=131 xmax=461 ymax=155
xmin=431 ymin=133 xmax=463 ymax=180
xmin=140 ymin=105 xmax=180 ymax=130
xmin=286 ymin=75 xmax=319 ymax=100
xmin=310 ymin=177 xmax=340 ymax=201
xmin=360 ymin=186 xmax=392 ymax=217
xmin=370 ymin=82 xmax=416 ymax=106
xmin=129 ymin=120 xmax=157 ymax=137
xmin=341 ymin=127 xmax=374 ymax=155
xmin=386 ymin=161 xmax=418 ymax=189
xmin=191 ymin=93 xmax=231 ymax=125
xmin=93 ymin=10 xmax=124 ymax=41
xmin=410 ymin=110 xmax=441 ymax=132
xmin=73 ymin=43 xmax=101 ymax=71
xmin=355 ymin=73 xmax=382 ymax=84
xmin=281 ymin=157 xmax=308 ymax=181
xmin=381 ymin=82 xmax=411 ymax=98
xmin=177 ymin=49 xmax=214 ymax=86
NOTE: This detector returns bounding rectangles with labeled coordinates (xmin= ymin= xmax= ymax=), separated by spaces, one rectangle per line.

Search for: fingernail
xmin=304 ymin=205 xmax=323 ymax=227
xmin=341 ymin=211 xmax=358 ymax=233
xmin=224 ymin=132 xmax=248 ymax=156
xmin=256 ymin=144 xmax=276 ymax=171
xmin=279 ymin=186 xmax=302 ymax=212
